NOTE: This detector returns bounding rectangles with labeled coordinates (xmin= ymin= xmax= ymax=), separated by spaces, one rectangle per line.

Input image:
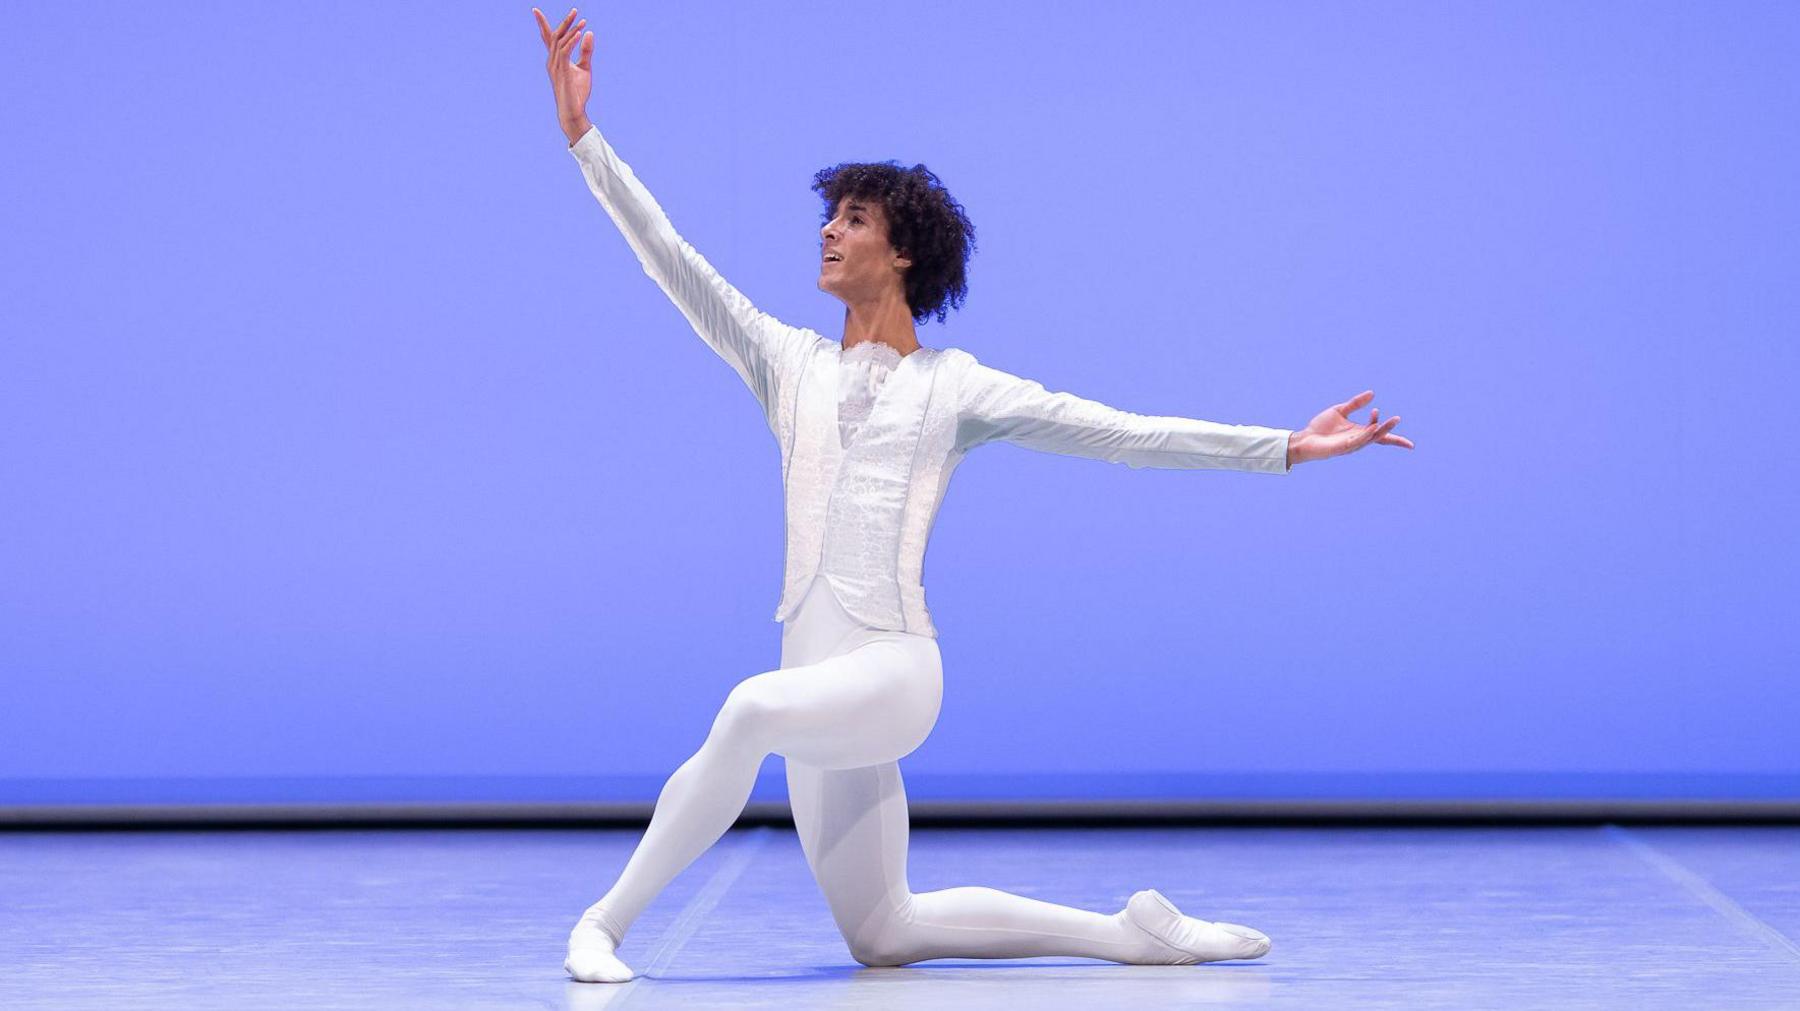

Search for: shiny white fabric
xmin=836 ymin=339 xmax=903 ymax=449
xmin=568 ymin=124 xmax=1294 ymax=638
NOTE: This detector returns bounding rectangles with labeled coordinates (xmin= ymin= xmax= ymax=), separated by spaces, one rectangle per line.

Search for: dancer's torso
xmin=772 ymin=339 xmax=970 ymax=639
xmin=780 ymin=341 xmax=936 ymax=665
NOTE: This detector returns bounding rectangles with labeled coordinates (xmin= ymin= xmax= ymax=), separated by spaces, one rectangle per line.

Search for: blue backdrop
xmin=4 ymin=1 xmax=1796 ymax=809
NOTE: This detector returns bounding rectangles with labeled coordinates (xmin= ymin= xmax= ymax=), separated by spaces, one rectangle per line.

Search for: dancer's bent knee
xmin=848 ymin=941 xmax=908 ymax=968
xmin=706 ymin=680 xmax=782 ymax=756
xmin=709 ymin=653 xmax=942 ymax=770
xmin=846 ymin=921 xmax=916 ymax=968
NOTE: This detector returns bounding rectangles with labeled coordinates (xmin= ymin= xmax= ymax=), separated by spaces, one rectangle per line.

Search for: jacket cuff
xmin=567 ymin=123 xmax=602 ymax=154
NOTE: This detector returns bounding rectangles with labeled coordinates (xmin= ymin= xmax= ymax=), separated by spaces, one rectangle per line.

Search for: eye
xmin=852 ymin=215 xmax=864 ymax=225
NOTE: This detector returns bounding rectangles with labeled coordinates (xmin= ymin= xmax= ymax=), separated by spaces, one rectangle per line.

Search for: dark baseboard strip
xmin=3 ymin=798 xmax=1799 ymax=829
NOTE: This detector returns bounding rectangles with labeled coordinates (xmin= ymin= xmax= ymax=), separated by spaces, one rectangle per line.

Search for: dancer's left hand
xmin=1288 ymin=390 xmax=1413 ymax=465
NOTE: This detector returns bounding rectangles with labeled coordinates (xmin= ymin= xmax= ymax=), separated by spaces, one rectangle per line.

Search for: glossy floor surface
xmin=2 ymin=824 xmax=1797 ymax=1009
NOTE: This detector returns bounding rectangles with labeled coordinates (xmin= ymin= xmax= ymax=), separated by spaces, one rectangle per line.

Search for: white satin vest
xmin=569 ymin=124 xmax=1293 ymax=639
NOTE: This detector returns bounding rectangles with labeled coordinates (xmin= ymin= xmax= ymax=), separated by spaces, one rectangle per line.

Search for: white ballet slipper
xmin=565 ymin=902 xmax=636 ymax=983
xmin=1123 ymin=888 xmax=1272 ymax=963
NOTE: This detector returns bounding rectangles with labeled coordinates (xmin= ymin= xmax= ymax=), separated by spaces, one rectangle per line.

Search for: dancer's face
xmin=818 ymin=196 xmax=911 ymax=304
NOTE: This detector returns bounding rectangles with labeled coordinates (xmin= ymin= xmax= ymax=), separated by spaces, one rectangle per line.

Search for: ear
xmin=894 ymin=250 xmax=913 ymax=271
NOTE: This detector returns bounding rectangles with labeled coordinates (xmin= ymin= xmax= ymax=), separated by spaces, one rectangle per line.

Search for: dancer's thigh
xmin=728 ymin=637 xmax=941 ymax=770
xmin=787 ymin=758 xmax=914 ymax=949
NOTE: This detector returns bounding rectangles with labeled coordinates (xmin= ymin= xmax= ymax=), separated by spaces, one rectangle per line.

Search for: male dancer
xmin=533 ymin=7 xmax=1412 ymax=983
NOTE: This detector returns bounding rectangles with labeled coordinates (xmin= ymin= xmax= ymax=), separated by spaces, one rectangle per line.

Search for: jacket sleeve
xmin=567 ymin=123 xmax=811 ymax=426
xmin=955 ymin=357 xmax=1292 ymax=474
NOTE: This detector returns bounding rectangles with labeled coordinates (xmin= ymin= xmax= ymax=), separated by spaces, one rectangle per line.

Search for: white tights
xmin=577 ymin=574 xmax=1219 ymax=970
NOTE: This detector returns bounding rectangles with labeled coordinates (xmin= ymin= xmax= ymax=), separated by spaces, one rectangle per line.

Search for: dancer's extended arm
xmin=955 ymin=360 xmax=1295 ymax=473
xmin=565 ymin=125 xmax=808 ymax=419
xmin=537 ymin=7 xmax=806 ymax=426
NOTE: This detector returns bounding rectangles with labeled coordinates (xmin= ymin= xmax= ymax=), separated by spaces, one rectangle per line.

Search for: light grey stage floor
xmin=2 ymin=824 xmax=1798 ymax=1009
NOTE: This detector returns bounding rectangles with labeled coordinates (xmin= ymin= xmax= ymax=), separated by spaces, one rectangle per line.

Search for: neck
xmin=840 ymin=290 xmax=921 ymax=357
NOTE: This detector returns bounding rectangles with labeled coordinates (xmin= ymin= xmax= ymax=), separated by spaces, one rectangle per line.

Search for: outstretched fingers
xmin=1336 ymin=389 xmax=1374 ymax=417
xmin=559 ymin=18 xmax=588 ymax=60
xmin=1318 ymin=389 xmax=1413 ymax=453
xmin=1365 ymin=415 xmax=1402 ymax=448
xmin=532 ymin=7 xmax=575 ymax=52
xmin=532 ymin=7 xmax=586 ymax=71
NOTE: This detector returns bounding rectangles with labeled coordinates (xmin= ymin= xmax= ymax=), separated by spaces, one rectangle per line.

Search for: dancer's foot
xmin=1122 ymin=888 xmax=1272 ymax=964
xmin=565 ymin=901 xmax=635 ymax=983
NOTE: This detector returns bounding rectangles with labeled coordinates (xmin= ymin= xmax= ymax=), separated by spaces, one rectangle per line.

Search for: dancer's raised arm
xmin=534 ymin=7 xmax=808 ymax=425
xmin=955 ymin=359 xmax=1296 ymax=474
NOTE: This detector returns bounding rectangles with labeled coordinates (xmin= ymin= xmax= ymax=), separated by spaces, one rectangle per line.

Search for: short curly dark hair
xmin=811 ymin=160 xmax=976 ymax=325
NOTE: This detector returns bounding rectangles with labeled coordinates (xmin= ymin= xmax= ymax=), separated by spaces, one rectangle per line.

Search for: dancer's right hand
xmin=533 ymin=7 xmax=595 ymax=145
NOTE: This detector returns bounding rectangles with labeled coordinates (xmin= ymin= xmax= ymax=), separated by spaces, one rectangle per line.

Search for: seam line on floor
xmin=614 ymin=824 xmax=773 ymax=1004
xmin=1604 ymin=823 xmax=1800 ymax=965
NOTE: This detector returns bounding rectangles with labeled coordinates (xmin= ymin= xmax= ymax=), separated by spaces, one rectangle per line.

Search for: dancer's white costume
xmin=562 ymin=124 xmax=1286 ymax=981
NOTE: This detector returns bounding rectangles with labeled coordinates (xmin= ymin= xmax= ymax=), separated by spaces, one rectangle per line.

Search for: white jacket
xmin=568 ymin=125 xmax=1292 ymax=638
